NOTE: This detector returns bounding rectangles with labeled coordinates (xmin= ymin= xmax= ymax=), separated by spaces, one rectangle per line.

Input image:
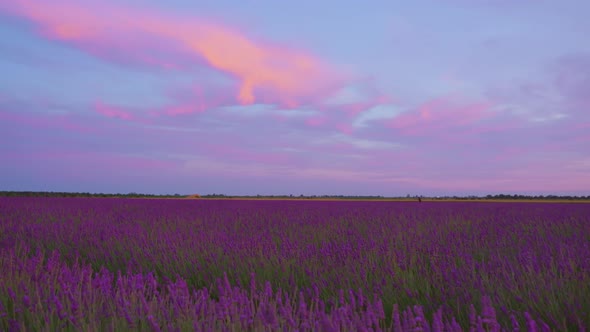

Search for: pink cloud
xmin=93 ymin=101 xmax=162 ymax=126
xmin=4 ymin=0 xmax=345 ymax=109
xmin=3 ymin=0 xmax=395 ymax=132
xmin=305 ymin=116 xmax=328 ymax=127
xmin=161 ymin=84 xmax=238 ymax=116
xmin=94 ymin=92 xmax=224 ymax=122
xmin=197 ymin=143 xmax=292 ymax=165
xmin=0 ymin=108 xmax=97 ymax=134
xmin=162 ymin=101 xmax=210 ymax=117
xmin=177 ymin=143 xmax=590 ymax=194
xmin=4 ymin=94 xmax=588 ymax=195
xmin=296 ymin=85 xmax=394 ymax=134
xmin=386 ymin=95 xmax=494 ymax=136
xmin=335 ymin=123 xmax=354 ymax=135
xmin=6 ymin=150 xmax=179 ymax=182
xmin=320 ymin=93 xmax=393 ymax=117
xmin=338 ymin=145 xmax=590 ymax=193
xmin=94 ymin=101 xmax=134 ymax=120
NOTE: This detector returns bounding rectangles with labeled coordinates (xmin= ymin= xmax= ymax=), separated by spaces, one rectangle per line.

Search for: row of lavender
xmin=1 ymin=246 xmax=540 ymax=331
xmin=1 ymin=197 xmax=588 ymax=330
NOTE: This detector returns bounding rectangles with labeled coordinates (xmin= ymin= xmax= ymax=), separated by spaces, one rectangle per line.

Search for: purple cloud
xmin=1 ymin=0 xmax=588 ymax=195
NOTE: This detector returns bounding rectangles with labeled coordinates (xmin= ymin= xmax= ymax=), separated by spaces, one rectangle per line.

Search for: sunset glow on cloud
xmin=4 ymin=0 xmax=343 ymax=108
xmin=1 ymin=0 xmax=589 ymax=195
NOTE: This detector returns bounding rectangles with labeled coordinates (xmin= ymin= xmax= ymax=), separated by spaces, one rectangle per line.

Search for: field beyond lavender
xmin=0 ymin=197 xmax=588 ymax=331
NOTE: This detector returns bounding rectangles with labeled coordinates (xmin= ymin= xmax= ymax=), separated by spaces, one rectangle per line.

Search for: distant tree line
xmin=425 ymin=194 xmax=590 ymax=201
xmin=0 ymin=191 xmax=588 ymax=200
xmin=0 ymin=192 xmax=387 ymax=199
xmin=483 ymin=194 xmax=590 ymax=200
xmin=0 ymin=191 xmax=183 ymax=198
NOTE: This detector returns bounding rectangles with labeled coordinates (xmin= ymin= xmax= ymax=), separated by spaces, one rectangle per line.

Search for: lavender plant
xmin=1 ymin=197 xmax=588 ymax=330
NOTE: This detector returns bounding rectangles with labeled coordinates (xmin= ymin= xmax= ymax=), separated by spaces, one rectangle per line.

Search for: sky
xmin=0 ymin=0 xmax=589 ymax=196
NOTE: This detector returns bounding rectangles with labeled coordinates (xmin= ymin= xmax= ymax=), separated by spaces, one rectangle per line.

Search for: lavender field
xmin=0 ymin=197 xmax=588 ymax=331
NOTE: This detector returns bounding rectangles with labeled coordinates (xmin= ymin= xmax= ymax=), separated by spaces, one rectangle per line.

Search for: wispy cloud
xmin=0 ymin=106 xmax=96 ymax=134
xmin=94 ymin=101 xmax=135 ymax=121
xmin=386 ymin=94 xmax=494 ymax=137
xmin=3 ymin=0 xmax=346 ymax=109
xmin=2 ymin=0 xmax=399 ymax=138
xmin=2 ymin=1 xmax=588 ymax=195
